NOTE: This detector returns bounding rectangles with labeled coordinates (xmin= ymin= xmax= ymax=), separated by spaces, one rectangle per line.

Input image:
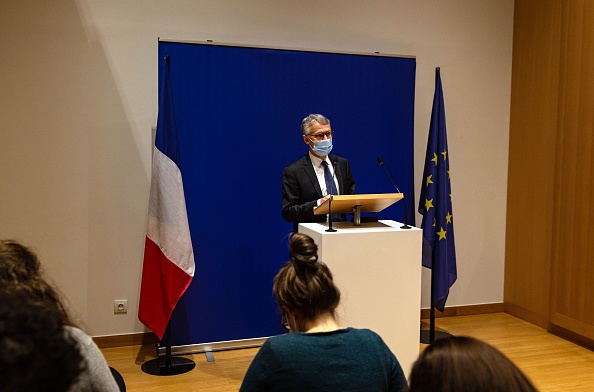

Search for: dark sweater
xmin=239 ymin=327 xmax=408 ymax=392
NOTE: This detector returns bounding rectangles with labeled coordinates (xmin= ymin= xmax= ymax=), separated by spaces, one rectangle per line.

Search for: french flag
xmin=138 ymin=56 xmax=195 ymax=340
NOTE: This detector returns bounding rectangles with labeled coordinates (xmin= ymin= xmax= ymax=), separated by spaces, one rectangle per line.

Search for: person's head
xmin=409 ymin=336 xmax=538 ymax=392
xmin=273 ymin=233 xmax=340 ymax=331
xmin=301 ymin=114 xmax=334 ymax=158
xmin=0 ymin=289 xmax=85 ymax=392
xmin=0 ymin=240 xmax=73 ymax=326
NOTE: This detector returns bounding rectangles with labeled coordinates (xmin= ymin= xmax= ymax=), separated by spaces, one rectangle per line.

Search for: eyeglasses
xmin=308 ymin=130 xmax=334 ymax=141
xmin=281 ymin=310 xmax=290 ymax=330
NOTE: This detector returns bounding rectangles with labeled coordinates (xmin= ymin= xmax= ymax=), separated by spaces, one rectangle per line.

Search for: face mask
xmin=310 ymin=138 xmax=333 ymax=156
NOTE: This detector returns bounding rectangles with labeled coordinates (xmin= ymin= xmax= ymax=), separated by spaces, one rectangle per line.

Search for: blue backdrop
xmin=158 ymin=41 xmax=416 ymax=347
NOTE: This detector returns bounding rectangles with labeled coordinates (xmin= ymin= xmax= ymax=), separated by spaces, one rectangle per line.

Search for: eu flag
xmin=418 ymin=68 xmax=457 ymax=312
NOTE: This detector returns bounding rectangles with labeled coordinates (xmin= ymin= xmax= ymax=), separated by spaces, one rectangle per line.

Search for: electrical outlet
xmin=114 ymin=299 xmax=128 ymax=314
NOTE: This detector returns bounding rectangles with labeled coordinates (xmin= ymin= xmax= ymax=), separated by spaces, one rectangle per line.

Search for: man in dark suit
xmin=282 ymin=114 xmax=355 ymax=231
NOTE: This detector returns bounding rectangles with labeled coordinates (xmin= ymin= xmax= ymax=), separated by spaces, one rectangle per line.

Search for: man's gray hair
xmin=301 ymin=114 xmax=330 ymax=135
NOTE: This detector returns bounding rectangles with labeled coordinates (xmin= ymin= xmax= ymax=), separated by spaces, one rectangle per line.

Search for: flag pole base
xmin=420 ymin=329 xmax=453 ymax=344
xmin=141 ymin=356 xmax=196 ymax=376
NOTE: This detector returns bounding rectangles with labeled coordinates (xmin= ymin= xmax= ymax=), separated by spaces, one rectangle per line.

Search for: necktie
xmin=322 ymin=161 xmax=341 ymax=221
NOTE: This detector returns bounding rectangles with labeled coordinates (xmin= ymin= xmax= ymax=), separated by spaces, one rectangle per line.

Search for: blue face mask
xmin=310 ymin=138 xmax=333 ymax=156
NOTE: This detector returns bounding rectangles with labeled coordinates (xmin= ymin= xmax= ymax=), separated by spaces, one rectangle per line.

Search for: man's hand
xmin=320 ymin=194 xmax=333 ymax=204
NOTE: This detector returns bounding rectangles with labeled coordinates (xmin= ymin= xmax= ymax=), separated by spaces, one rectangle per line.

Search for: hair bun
xmin=289 ymin=233 xmax=318 ymax=264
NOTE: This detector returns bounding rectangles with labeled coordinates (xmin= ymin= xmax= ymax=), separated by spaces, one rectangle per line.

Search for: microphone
xmin=376 ymin=156 xmax=411 ymax=229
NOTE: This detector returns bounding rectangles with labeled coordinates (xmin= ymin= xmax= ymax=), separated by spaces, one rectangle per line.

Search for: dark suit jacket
xmin=282 ymin=154 xmax=355 ymax=231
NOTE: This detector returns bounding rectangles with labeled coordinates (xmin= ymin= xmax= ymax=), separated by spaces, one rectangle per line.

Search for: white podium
xmin=298 ymin=220 xmax=422 ymax=376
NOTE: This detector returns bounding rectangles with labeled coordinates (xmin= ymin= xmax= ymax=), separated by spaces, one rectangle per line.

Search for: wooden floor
xmin=100 ymin=313 xmax=594 ymax=391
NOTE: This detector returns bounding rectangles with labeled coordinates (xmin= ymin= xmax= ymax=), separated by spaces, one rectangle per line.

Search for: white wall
xmin=0 ymin=0 xmax=514 ymax=336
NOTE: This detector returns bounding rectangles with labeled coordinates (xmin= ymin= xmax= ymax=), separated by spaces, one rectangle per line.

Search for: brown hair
xmin=273 ymin=233 xmax=340 ymax=328
xmin=0 ymin=240 xmax=74 ymax=326
xmin=0 ymin=289 xmax=85 ymax=391
xmin=409 ymin=336 xmax=538 ymax=392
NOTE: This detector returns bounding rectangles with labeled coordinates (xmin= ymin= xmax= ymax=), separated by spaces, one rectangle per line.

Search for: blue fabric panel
xmin=158 ymin=41 xmax=416 ymax=346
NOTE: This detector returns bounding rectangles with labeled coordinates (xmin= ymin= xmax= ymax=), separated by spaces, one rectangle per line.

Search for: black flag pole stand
xmin=420 ymin=264 xmax=454 ymax=344
xmin=141 ymin=321 xmax=196 ymax=376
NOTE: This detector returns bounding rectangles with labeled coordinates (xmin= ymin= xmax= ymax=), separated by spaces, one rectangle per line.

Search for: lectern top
xmin=313 ymin=193 xmax=403 ymax=215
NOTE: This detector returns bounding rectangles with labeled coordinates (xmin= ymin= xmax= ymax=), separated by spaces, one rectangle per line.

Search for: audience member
xmin=240 ymin=233 xmax=407 ymax=391
xmin=0 ymin=240 xmax=121 ymax=392
xmin=0 ymin=289 xmax=85 ymax=392
xmin=408 ymin=336 xmax=538 ymax=392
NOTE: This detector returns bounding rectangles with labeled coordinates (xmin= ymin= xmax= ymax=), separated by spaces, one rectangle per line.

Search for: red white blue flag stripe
xmin=138 ymin=56 xmax=194 ymax=340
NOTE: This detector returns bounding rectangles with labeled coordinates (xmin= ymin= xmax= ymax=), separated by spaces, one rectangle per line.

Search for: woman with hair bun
xmin=240 ymin=233 xmax=407 ymax=392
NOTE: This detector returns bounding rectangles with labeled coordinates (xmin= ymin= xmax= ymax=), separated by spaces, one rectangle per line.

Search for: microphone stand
xmin=325 ymin=159 xmax=339 ymax=232
xmin=325 ymin=195 xmax=337 ymax=232
xmin=398 ymin=200 xmax=411 ymax=229
xmin=377 ymin=157 xmax=411 ymax=229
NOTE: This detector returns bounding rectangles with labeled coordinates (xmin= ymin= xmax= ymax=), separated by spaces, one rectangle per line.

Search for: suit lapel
xmin=303 ymin=154 xmax=323 ymax=198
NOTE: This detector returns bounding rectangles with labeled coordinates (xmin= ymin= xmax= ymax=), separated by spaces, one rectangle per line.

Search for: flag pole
xmin=141 ymin=320 xmax=196 ymax=376
xmin=419 ymin=67 xmax=456 ymax=345
xmin=420 ymin=262 xmax=452 ymax=344
xmin=139 ymin=53 xmax=197 ymax=375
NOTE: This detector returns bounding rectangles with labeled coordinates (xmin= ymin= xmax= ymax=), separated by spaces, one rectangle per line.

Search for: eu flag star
xmin=446 ymin=212 xmax=452 ymax=224
xmin=437 ymin=227 xmax=447 ymax=240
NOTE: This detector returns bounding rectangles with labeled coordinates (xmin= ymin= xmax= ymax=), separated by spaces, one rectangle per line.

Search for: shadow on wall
xmin=0 ymin=1 xmax=148 ymax=336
